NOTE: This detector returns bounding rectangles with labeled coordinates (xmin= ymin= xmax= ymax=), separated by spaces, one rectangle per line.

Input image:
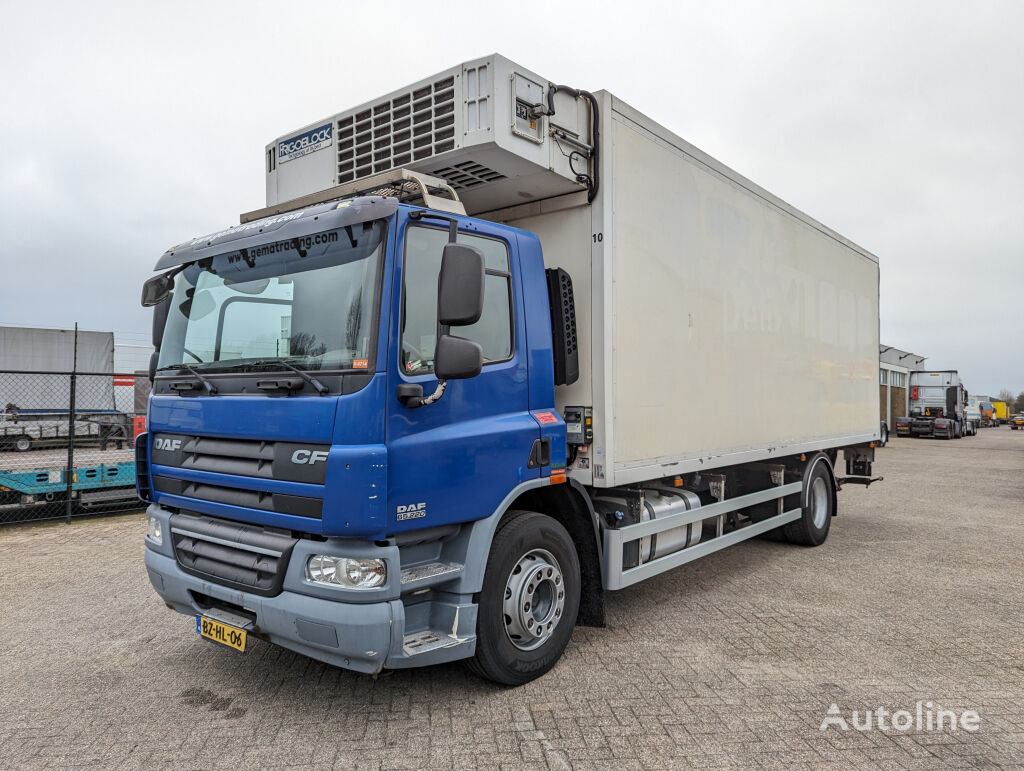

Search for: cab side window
xmin=402 ymin=227 xmax=513 ymax=374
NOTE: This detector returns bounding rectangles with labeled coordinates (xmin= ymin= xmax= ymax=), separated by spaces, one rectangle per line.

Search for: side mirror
xmin=142 ymin=274 xmax=173 ymax=307
xmin=435 ymin=335 xmax=482 ymax=380
xmin=437 ymin=243 xmax=485 ymax=326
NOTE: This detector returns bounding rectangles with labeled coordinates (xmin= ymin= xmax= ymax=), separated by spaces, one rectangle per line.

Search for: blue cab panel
xmin=145 ymin=204 xmax=566 ymax=540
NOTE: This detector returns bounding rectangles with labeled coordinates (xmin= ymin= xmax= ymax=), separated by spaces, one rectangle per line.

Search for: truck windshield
xmin=157 ymin=220 xmax=387 ymax=372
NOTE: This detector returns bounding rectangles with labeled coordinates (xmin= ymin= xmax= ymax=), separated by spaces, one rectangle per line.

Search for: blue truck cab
xmin=141 ymin=194 xmax=584 ymax=684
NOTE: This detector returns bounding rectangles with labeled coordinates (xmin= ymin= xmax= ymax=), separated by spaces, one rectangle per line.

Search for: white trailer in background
xmin=0 ymin=327 xmax=129 ymax=451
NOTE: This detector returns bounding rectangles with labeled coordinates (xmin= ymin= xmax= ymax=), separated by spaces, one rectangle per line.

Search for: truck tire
xmin=467 ymin=510 xmax=581 ymax=686
xmin=13 ymin=435 xmax=32 ymax=452
xmin=783 ymin=457 xmax=833 ymax=547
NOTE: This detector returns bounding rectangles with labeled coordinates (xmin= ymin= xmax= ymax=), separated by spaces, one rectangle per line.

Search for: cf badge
xmin=291 ymin=449 xmax=329 ymax=465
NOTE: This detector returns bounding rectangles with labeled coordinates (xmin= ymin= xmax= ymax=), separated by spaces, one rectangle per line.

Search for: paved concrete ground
xmin=1 ymin=429 xmax=1022 ymax=769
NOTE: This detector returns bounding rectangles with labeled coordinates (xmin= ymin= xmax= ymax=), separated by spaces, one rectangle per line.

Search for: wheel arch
xmin=507 ymin=479 xmax=605 ymax=627
xmin=451 ymin=478 xmax=605 ymax=628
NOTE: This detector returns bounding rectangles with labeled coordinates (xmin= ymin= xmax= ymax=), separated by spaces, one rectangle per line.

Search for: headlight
xmin=307 ymin=555 xmax=386 ymax=589
xmin=147 ymin=515 xmax=163 ymax=545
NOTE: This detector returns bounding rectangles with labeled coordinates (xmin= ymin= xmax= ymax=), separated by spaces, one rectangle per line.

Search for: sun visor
xmin=153 ymin=196 xmax=398 ymax=271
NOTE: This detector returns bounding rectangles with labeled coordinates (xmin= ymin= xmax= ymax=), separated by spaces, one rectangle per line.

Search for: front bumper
xmin=145 ymin=548 xmax=400 ymax=673
xmin=142 ymin=504 xmax=478 ymax=674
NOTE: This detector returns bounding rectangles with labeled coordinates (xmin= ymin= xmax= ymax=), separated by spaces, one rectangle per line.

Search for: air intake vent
xmin=546 ymin=268 xmax=579 ymax=386
xmin=337 ymin=76 xmax=457 ymax=185
xmin=428 ymin=161 xmax=507 ymax=190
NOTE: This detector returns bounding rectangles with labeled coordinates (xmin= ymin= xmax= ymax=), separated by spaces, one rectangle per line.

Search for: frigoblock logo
xmin=153 ymin=437 xmax=182 ymax=451
xmin=278 ymin=123 xmax=333 ymax=163
xmin=396 ymin=502 xmax=427 ymax=521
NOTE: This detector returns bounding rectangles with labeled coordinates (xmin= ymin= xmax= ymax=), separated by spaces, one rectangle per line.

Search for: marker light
xmin=307 ymin=555 xmax=387 ymax=589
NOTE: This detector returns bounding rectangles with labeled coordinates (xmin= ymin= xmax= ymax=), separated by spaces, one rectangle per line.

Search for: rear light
xmin=911 ymin=387 xmax=919 ymax=400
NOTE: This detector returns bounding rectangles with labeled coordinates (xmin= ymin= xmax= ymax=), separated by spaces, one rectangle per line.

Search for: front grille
xmin=153 ymin=476 xmax=322 ymax=518
xmin=336 ymin=75 xmax=457 ymax=185
xmin=170 ymin=512 xmax=297 ymax=596
xmin=178 ymin=435 xmax=275 ymax=478
xmin=149 ymin=433 xmax=329 ymax=484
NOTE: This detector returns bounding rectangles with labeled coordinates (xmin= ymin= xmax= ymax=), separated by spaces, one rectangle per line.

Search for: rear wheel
xmin=783 ymin=456 xmax=834 ymax=546
xmin=468 ymin=510 xmax=581 ymax=685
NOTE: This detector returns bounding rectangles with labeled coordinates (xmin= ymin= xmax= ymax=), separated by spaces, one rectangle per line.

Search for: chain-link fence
xmin=0 ymin=369 xmax=149 ymax=525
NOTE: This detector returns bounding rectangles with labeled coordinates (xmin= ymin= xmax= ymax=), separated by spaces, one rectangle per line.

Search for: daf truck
xmin=139 ymin=55 xmax=881 ymax=684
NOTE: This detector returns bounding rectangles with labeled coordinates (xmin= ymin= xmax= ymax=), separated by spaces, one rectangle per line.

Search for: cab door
xmin=384 ymin=211 xmax=540 ymax=533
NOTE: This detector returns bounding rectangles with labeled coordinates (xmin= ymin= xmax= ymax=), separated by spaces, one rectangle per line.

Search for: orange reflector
xmin=549 ymin=471 xmax=566 ymax=485
xmin=673 ymin=476 xmax=683 ymax=487
xmin=799 ymin=454 xmax=806 ymax=462
xmin=870 ymin=442 xmax=875 ymax=448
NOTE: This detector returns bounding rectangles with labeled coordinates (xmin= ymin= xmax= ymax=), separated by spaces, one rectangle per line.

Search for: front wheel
xmin=468 ymin=510 xmax=581 ymax=685
xmin=13 ymin=434 xmax=32 ymax=452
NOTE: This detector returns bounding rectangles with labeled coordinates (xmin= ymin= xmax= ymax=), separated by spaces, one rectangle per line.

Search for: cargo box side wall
xmin=606 ymin=100 xmax=879 ymax=485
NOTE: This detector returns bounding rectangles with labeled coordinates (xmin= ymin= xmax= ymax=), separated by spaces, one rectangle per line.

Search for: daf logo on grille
xmin=154 ymin=438 xmax=182 ymax=451
xmin=291 ymin=449 xmax=329 ymax=465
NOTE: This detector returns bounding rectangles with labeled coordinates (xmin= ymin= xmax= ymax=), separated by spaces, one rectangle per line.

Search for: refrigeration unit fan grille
xmin=337 ymin=76 xmax=457 ymax=185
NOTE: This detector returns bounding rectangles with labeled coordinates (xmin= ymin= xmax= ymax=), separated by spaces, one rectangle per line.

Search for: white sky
xmin=1 ymin=0 xmax=1021 ymax=396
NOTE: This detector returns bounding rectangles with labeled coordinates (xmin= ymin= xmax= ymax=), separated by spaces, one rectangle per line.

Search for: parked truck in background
xmin=964 ymin=395 xmax=981 ymax=435
xmin=896 ymin=370 xmax=969 ymax=439
xmin=139 ymin=55 xmax=882 ymax=684
xmin=979 ymin=400 xmax=997 ymax=427
xmin=993 ymin=401 xmax=1009 ymax=425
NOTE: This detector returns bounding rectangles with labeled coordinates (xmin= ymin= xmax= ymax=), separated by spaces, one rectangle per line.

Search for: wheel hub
xmin=502 ymin=548 xmax=565 ymax=651
xmin=810 ymin=476 xmax=829 ymax=529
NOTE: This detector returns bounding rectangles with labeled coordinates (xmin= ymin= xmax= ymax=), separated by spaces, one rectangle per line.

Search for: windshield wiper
xmin=156 ymin=363 xmax=218 ymax=395
xmin=239 ymin=359 xmax=330 ymax=396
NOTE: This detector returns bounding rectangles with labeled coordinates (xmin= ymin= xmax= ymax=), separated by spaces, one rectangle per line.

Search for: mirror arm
xmin=408 ymin=210 xmax=459 ymax=243
xmin=419 ymin=379 xmax=447 ymax=407
xmin=398 ymin=379 xmax=447 ymax=409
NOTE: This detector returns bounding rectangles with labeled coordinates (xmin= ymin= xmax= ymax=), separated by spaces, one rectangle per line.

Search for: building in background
xmin=879 ymin=345 xmax=927 ymax=428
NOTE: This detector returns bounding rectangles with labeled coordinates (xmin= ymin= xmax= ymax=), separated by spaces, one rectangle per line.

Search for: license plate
xmin=196 ymin=615 xmax=246 ymax=652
